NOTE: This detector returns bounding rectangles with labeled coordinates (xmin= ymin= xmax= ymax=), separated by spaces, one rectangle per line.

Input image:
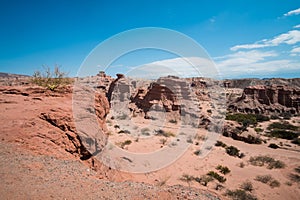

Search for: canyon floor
xmin=0 ymin=75 xmax=300 ymax=200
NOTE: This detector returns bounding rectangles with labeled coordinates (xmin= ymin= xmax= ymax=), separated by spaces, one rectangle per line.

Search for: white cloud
xmin=294 ymin=24 xmax=300 ymax=29
xmin=284 ymin=8 xmax=300 ymax=17
xmin=214 ymin=50 xmax=300 ymax=77
xmin=290 ymin=46 xmax=300 ymax=56
xmin=231 ymin=30 xmax=300 ymax=51
xmin=127 ymin=57 xmax=218 ymax=78
xmin=215 ymin=50 xmax=277 ymax=68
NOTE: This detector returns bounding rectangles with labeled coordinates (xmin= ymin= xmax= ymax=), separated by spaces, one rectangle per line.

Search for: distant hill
xmin=0 ymin=72 xmax=30 ymax=78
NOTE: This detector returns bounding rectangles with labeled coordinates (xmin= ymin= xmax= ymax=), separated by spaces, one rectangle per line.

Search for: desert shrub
xmin=254 ymin=127 xmax=263 ymax=133
xmin=269 ymin=180 xmax=280 ymax=188
xmin=289 ymin=173 xmax=300 ymax=183
xmin=269 ymin=130 xmax=298 ymax=140
xmin=249 ymin=155 xmax=285 ymax=169
xmin=180 ymin=174 xmax=194 ymax=187
xmin=225 ymin=189 xmax=257 ymax=200
xmin=270 ymin=115 xmax=280 ymax=120
xmin=267 ymin=122 xmax=298 ymax=131
xmin=207 ymin=171 xmax=226 ymax=183
xmin=255 ymin=114 xmax=270 ymax=122
xmin=32 ymin=66 xmax=70 ymax=91
xmin=169 ymin=119 xmax=177 ymax=124
xmin=239 ymin=162 xmax=245 ymax=168
xmin=159 ymin=138 xmax=167 ymax=145
xmin=215 ymin=140 xmax=227 ymax=147
xmin=226 ymin=113 xmax=257 ymax=125
xmin=114 ymin=124 xmax=120 ymax=129
xmin=255 ymin=175 xmax=280 ymax=188
xmin=226 ymin=113 xmax=269 ymax=126
xmin=141 ymin=128 xmax=151 ymax=136
xmin=194 ymin=175 xmax=213 ymax=186
xmin=155 ymin=129 xmax=175 ymax=137
xmin=186 ymin=136 xmax=193 ymax=143
xmin=294 ymin=166 xmax=300 ymax=174
xmin=120 ymin=140 xmax=132 ymax=149
xmin=240 ymin=180 xmax=254 ymax=192
xmin=279 ymin=112 xmax=292 ymax=120
xmin=194 ymin=149 xmax=202 ymax=156
xmin=216 ymin=165 xmax=231 ymax=175
xmin=268 ymin=143 xmax=280 ymax=149
xmin=225 ymin=146 xmax=240 ymax=157
xmin=245 ymin=135 xmax=262 ymax=144
xmin=291 ymin=138 xmax=300 ymax=145
xmin=255 ymin=174 xmax=272 ymax=183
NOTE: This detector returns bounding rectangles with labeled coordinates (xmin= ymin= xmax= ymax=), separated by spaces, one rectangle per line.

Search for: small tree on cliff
xmin=32 ymin=65 xmax=70 ymax=91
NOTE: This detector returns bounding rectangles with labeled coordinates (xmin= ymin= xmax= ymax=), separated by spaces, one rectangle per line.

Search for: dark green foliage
xmin=194 ymin=175 xmax=213 ymax=186
xmin=215 ymin=140 xmax=227 ymax=147
xmin=268 ymin=143 xmax=280 ymax=149
xmin=240 ymin=180 xmax=254 ymax=192
xmin=225 ymin=146 xmax=240 ymax=157
xmin=226 ymin=113 xmax=269 ymax=126
xmin=226 ymin=189 xmax=257 ymax=200
xmin=246 ymin=135 xmax=262 ymax=144
xmin=267 ymin=122 xmax=298 ymax=131
xmin=269 ymin=130 xmax=298 ymax=140
xmin=289 ymin=173 xmax=300 ymax=183
xmin=292 ymin=138 xmax=300 ymax=145
xmin=120 ymin=140 xmax=132 ymax=149
xmin=279 ymin=112 xmax=292 ymax=120
xmin=194 ymin=150 xmax=202 ymax=156
xmin=267 ymin=122 xmax=299 ymax=140
xmin=294 ymin=166 xmax=300 ymax=174
xmin=207 ymin=171 xmax=226 ymax=183
xmin=249 ymin=156 xmax=285 ymax=169
xmin=255 ymin=175 xmax=280 ymax=188
xmin=216 ymin=165 xmax=231 ymax=175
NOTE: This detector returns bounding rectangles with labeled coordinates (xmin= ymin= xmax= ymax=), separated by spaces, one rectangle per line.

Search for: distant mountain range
xmin=0 ymin=72 xmax=30 ymax=78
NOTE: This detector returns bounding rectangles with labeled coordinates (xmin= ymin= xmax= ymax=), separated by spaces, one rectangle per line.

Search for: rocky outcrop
xmin=229 ymin=85 xmax=300 ymax=114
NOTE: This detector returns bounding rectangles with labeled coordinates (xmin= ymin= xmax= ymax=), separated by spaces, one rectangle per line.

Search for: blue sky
xmin=0 ymin=0 xmax=299 ymax=78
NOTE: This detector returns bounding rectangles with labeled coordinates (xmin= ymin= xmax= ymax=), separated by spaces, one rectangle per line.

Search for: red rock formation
xmin=229 ymin=85 xmax=300 ymax=114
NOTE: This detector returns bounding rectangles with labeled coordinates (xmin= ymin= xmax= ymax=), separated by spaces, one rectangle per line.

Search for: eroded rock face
xmin=229 ymin=85 xmax=300 ymax=114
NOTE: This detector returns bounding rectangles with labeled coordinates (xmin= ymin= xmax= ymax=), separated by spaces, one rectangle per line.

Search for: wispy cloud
xmin=128 ymin=57 xmax=217 ymax=78
xmin=284 ymin=8 xmax=300 ymax=17
xmin=231 ymin=30 xmax=300 ymax=51
xmin=215 ymin=50 xmax=299 ymax=77
xmin=294 ymin=24 xmax=300 ymax=29
xmin=290 ymin=46 xmax=300 ymax=56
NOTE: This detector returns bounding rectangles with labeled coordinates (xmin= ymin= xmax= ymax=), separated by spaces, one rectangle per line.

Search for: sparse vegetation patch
xmin=249 ymin=155 xmax=285 ymax=169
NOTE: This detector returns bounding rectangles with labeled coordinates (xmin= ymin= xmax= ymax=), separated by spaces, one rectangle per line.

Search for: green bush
xmin=269 ymin=130 xmax=298 ymax=140
xmin=240 ymin=180 xmax=254 ymax=192
xmin=194 ymin=175 xmax=213 ymax=186
xmin=215 ymin=140 xmax=227 ymax=147
xmin=268 ymin=143 xmax=280 ymax=149
xmin=155 ymin=129 xmax=175 ymax=137
xmin=207 ymin=171 xmax=226 ymax=183
xmin=225 ymin=146 xmax=240 ymax=157
xmin=292 ymin=138 xmax=300 ymax=145
xmin=32 ymin=66 xmax=70 ymax=91
xmin=267 ymin=122 xmax=298 ymax=131
xmin=249 ymin=155 xmax=285 ymax=169
xmin=226 ymin=113 xmax=269 ymax=126
xmin=255 ymin=174 xmax=272 ymax=183
xmin=216 ymin=165 xmax=231 ymax=175
xmin=255 ymin=175 xmax=280 ymax=188
xmin=226 ymin=189 xmax=257 ymax=200
xmin=254 ymin=127 xmax=263 ymax=133
xmin=120 ymin=140 xmax=132 ymax=149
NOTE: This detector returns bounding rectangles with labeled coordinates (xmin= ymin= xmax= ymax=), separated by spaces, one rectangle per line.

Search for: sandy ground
xmin=1 ymin=84 xmax=300 ymax=199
